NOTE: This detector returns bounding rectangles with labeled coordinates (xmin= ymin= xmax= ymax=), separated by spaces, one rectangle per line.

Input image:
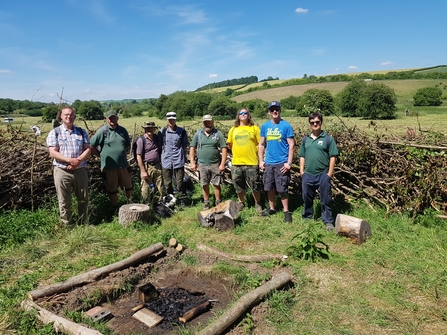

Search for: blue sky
xmin=1 ymin=1 xmax=446 ymax=104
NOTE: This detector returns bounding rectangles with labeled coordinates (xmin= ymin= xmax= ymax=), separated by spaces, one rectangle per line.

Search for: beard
xmin=204 ymin=127 xmax=213 ymax=133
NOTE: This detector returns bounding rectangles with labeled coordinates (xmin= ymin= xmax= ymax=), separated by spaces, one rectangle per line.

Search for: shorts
xmin=104 ymin=167 xmax=133 ymax=194
xmin=231 ymin=165 xmax=262 ymax=194
xmin=262 ymin=163 xmax=290 ymax=194
xmin=198 ymin=163 xmax=222 ymax=186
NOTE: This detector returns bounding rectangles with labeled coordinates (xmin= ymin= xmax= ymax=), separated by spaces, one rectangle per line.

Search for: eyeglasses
xmin=269 ymin=108 xmax=280 ymax=112
xmin=239 ymin=111 xmax=248 ymax=115
xmin=310 ymin=121 xmax=321 ymax=125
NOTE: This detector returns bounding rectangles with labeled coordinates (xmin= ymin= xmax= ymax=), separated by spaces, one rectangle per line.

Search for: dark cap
xmin=142 ymin=121 xmax=158 ymax=129
xmin=268 ymin=101 xmax=281 ymax=110
xmin=106 ymin=110 xmax=118 ymax=117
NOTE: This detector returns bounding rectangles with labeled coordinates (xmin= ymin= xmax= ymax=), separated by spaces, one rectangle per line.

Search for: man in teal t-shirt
xmin=189 ymin=114 xmax=227 ymax=209
xmin=90 ymin=110 xmax=132 ymax=206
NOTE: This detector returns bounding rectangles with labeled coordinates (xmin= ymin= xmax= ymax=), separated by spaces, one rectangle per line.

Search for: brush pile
xmin=0 ymin=122 xmax=446 ymax=216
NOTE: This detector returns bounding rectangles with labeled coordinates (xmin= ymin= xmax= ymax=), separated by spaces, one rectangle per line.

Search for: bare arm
xmin=300 ymin=157 xmax=305 ymax=176
xmin=258 ymin=136 xmax=266 ymax=170
xmin=328 ymin=156 xmax=336 ymax=178
xmin=189 ymin=146 xmax=197 ymax=171
xmin=219 ymin=147 xmax=228 ymax=172
xmin=280 ymin=137 xmax=295 ymax=174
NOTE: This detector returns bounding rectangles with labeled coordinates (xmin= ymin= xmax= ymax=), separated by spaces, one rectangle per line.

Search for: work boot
xmin=284 ymin=211 xmax=292 ymax=223
xmin=260 ymin=208 xmax=276 ymax=216
xmin=325 ymin=223 xmax=335 ymax=231
xmin=203 ymin=201 xmax=210 ymax=210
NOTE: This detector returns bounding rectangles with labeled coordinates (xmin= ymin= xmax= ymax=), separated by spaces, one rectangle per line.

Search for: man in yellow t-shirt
xmin=227 ymin=108 xmax=263 ymax=212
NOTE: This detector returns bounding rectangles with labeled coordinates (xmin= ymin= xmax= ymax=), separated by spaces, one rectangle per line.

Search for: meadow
xmin=1 ymin=80 xmax=447 ymax=334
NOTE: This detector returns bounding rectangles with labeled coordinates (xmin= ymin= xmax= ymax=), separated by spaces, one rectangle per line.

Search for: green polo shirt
xmin=298 ymin=131 xmax=339 ymax=175
xmin=191 ymin=128 xmax=226 ymax=165
xmin=90 ymin=125 xmax=131 ymax=169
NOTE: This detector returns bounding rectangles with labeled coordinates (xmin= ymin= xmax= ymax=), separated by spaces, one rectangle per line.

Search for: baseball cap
xmin=166 ymin=112 xmax=176 ymax=120
xmin=142 ymin=121 xmax=158 ymax=129
xmin=202 ymin=114 xmax=213 ymax=121
xmin=268 ymin=101 xmax=281 ymax=110
xmin=106 ymin=110 xmax=118 ymax=117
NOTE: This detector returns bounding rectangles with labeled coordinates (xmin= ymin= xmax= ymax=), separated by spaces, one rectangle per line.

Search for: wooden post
xmin=335 ymin=214 xmax=372 ymax=244
xmin=197 ymin=200 xmax=239 ymax=230
xmin=118 ymin=204 xmax=151 ymax=227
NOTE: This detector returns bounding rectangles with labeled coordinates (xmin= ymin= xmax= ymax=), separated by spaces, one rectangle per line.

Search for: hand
xmin=259 ymin=161 xmax=265 ymax=171
xmin=218 ymin=164 xmax=225 ymax=173
xmin=280 ymin=162 xmax=291 ymax=174
xmin=141 ymin=172 xmax=148 ymax=180
xmin=190 ymin=162 xmax=197 ymax=172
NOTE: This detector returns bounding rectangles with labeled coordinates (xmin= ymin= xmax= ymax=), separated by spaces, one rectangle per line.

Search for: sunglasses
xmin=269 ymin=108 xmax=280 ymax=112
xmin=310 ymin=121 xmax=321 ymax=125
xmin=239 ymin=111 xmax=248 ymax=115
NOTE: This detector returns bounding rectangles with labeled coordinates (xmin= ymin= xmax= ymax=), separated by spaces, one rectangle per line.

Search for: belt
xmin=145 ymin=162 xmax=160 ymax=166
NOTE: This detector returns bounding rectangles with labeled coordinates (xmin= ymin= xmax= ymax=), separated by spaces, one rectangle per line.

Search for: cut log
xmin=197 ymin=271 xmax=293 ymax=335
xmin=169 ymin=237 xmax=178 ymax=248
xmin=176 ymin=243 xmax=186 ymax=253
xmin=179 ymin=300 xmax=211 ymax=323
xmin=335 ymin=214 xmax=372 ymax=244
xmin=28 ymin=242 xmax=164 ymax=300
xmin=197 ymin=200 xmax=239 ymax=230
xmin=118 ymin=203 xmax=151 ymax=227
xmin=197 ymin=243 xmax=286 ymax=263
xmin=21 ymin=299 xmax=103 ymax=335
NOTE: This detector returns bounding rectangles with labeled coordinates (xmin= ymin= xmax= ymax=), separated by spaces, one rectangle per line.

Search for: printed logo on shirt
xmin=266 ymin=128 xmax=282 ymax=141
xmin=318 ymin=140 xmax=324 ymax=146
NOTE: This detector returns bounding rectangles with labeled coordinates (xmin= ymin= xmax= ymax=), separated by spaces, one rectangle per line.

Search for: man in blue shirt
xmin=258 ymin=101 xmax=295 ymax=223
xmin=159 ymin=112 xmax=189 ymax=208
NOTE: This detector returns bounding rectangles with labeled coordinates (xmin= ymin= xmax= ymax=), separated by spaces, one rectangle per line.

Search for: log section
xmin=335 ymin=214 xmax=372 ymax=244
xmin=118 ymin=203 xmax=151 ymax=227
xmin=197 ymin=200 xmax=239 ymax=230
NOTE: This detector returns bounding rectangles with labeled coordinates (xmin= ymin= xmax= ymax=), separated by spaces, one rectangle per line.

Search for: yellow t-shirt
xmin=227 ymin=125 xmax=260 ymax=166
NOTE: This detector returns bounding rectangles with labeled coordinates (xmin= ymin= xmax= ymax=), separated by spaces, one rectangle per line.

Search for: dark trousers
xmin=301 ymin=172 xmax=333 ymax=224
xmin=162 ymin=167 xmax=185 ymax=200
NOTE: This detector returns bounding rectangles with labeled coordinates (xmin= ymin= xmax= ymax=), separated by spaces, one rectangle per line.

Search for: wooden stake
xmin=179 ymin=300 xmax=211 ymax=323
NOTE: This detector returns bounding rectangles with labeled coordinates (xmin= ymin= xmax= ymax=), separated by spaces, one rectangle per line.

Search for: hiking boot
xmin=260 ymin=208 xmax=276 ymax=216
xmin=325 ymin=223 xmax=335 ymax=231
xmin=284 ymin=211 xmax=292 ymax=223
xmin=215 ymin=199 xmax=221 ymax=206
xmin=254 ymin=202 xmax=263 ymax=213
xmin=237 ymin=202 xmax=244 ymax=211
xmin=180 ymin=199 xmax=186 ymax=209
xmin=204 ymin=201 xmax=210 ymax=210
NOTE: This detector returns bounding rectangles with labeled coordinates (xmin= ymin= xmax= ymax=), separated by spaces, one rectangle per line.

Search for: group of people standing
xmin=47 ymin=100 xmax=338 ymax=230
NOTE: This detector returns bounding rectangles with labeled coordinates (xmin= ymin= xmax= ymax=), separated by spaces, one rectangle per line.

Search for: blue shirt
xmin=260 ymin=119 xmax=294 ymax=165
xmin=159 ymin=126 xmax=189 ymax=169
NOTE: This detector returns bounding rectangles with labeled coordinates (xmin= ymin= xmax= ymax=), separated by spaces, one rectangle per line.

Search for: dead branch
xmin=196 ymin=243 xmax=286 ymax=262
xmin=197 ymin=271 xmax=293 ymax=335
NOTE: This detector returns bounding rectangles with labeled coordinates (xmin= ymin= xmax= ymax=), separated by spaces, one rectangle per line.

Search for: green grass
xmin=1 ymin=190 xmax=447 ymax=334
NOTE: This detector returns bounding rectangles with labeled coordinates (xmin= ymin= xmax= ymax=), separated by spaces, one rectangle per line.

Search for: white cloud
xmin=169 ymin=5 xmax=208 ymax=24
xmin=209 ymin=74 xmax=218 ymax=78
xmin=0 ymin=69 xmax=13 ymax=74
xmin=348 ymin=65 xmax=358 ymax=70
xmin=381 ymin=60 xmax=394 ymax=66
xmin=295 ymin=8 xmax=308 ymax=14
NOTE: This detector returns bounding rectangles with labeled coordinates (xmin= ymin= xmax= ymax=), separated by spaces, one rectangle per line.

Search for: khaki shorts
xmin=104 ymin=167 xmax=133 ymax=194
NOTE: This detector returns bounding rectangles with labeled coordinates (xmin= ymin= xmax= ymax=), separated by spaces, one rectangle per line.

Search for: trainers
xmin=260 ymin=208 xmax=276 ymax=216
xmin=203 ymin=201 xmax=210 ymax=210
xmin=215 ymin=199 xmax=221 ymax=206
xmin=325 ymin=223 xmax=335 ymax=231
xmin=237 ymin=202 xmax=244 ymax=211
xmin=284 ymin=211 xmax=292 ymax=223
xmin=254 ymin=202 xmax=263 ymax=213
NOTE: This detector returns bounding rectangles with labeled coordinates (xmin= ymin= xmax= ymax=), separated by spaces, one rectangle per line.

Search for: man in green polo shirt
xmin=189 ymin=115 xmax=228 ymax=209
xmin=298 ymin=112 xmax=339 ymax=230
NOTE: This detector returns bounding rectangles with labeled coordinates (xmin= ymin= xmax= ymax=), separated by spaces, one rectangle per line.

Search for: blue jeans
xmin=301 ymin=172 xmax=333 ymax=224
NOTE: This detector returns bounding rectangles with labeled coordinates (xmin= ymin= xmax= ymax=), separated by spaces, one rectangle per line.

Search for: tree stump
xmin=197 ymin=200 xmax=239 ymax=230
xmin=335 ymin=214 xmax=372 ymax=244
xmin=118 ymin=204 xmax=151 ymax=227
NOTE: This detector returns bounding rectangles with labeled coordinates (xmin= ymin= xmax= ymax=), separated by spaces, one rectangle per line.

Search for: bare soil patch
xmin=34 ymin=246 xmax=279 ymax=334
